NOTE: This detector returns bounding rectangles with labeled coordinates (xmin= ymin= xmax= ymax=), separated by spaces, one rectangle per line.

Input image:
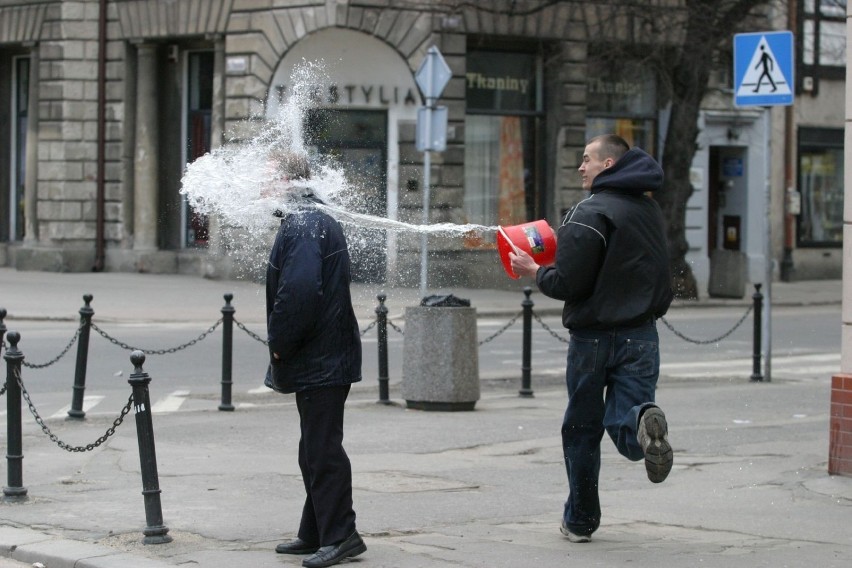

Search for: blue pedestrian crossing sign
xmin=734 ymin=31 xmax=794 ymax=107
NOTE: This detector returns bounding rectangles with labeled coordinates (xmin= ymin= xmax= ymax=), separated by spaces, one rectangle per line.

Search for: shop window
xmin=184 ymin=50 xmax=213 ymax=247
xmin=464 ymin=50 xmax=542 ymax=236
xmin=797 ymin=127 xmax=843 ymax=247
xmin=585 ymin=58 xmax=657 ymax=155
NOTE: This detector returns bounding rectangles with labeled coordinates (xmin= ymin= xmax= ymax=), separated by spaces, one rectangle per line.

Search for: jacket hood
xmin=590 ymin=147 xmax=663 ymax=195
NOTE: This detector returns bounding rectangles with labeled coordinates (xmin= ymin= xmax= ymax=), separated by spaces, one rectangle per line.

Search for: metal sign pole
xmin=763 ymin=107 xmax=772 ymax=382
xmin=420 ymin=147 xmax=431 ymax=298
xmin=420 ymin=52 xmax=434 ymax=299
xmin=733 ymin=31 xmax=793 ymax=384
xmin=414 ymin=46 xmax=451 ymax=298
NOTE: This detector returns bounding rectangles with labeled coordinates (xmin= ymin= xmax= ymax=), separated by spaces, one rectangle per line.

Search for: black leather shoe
xmin=276 ymin=537 xmax=319 ymax=555
xmin=301 ymin=531 xmax=366 ymax=568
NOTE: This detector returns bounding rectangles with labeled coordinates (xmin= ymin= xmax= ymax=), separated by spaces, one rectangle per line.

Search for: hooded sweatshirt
xmin=536 ymin=147 xmax=673 ymax=330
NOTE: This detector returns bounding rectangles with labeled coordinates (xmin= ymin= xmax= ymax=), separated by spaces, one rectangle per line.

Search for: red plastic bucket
xmin=496 ymin=219 xmax=557 ymax=279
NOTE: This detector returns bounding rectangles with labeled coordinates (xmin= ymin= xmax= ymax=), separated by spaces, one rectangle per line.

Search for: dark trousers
xmin=295 ymin=384 xmax=356 ymax=546
xmin=561 ymin=321 xmax=660 ymax=536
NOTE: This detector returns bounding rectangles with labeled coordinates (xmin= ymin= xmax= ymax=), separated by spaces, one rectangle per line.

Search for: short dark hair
xmin=588 ymin=134 xmax=629 ymax=161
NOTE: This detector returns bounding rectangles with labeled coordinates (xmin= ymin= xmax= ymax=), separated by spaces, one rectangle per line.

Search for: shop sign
xmin=466 ymin=51 xmax=537 ymax=113
xmin=273 ymin=83 xmax=418 ymax=107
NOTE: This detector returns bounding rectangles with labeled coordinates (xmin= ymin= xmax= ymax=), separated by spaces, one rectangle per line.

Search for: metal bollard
xmin=68 ymin=294 xmax=94 ymax=419
xmin=519 ymin=287 xmax=534 ymax=397
xmin=219 ymin=293 xmax=235 ymax=411
xmin=750 ymin=284 xmax=764 ymax=382
xmin=127 ymin=351 xmax=172 ymax=544
xmin=3 ymin=330 xmax=28 ymax=500
xmin=376 ymin=293 xmax=390 ymax=404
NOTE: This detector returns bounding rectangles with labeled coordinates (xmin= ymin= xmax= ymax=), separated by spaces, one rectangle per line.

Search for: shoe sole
xmin=559 ymin=523 xmax=591 ymax=543
xmin=642 ymin=408 xmax=673 ymax=483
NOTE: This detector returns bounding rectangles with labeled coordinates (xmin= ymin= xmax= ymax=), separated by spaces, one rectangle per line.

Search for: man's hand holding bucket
xmin=509 ymin=249 xmax=541 ymax=279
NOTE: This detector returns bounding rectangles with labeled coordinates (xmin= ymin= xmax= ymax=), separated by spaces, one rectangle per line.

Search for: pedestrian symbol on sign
xmin=752 ymin=45 xmax=777 ymax=92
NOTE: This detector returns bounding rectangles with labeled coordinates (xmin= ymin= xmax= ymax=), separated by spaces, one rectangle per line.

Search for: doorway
xmin=305 ymin=109 xmax=388 ymax=282
xmin=708 ymin=146 xmax=748 ymax=252
xmin=707 ymin=145 xmax=749 ymax=297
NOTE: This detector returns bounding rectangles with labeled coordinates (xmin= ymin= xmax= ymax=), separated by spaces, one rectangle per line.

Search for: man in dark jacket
xmin=265 ymin=152 xmax=366 ymax=568
xmin=510 ymin=134 xmax=674 ymax=543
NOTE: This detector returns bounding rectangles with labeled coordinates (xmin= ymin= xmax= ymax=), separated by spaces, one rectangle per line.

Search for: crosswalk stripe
xmin=662 ymin=363 xmax=840 ymax=379
xmin=48 ymin=395 xmax=105 ymax=420
xmin=662 ymin=353 xmax=840 ymax=371
xmin=151 ymin=390 xmax=190 ymax=414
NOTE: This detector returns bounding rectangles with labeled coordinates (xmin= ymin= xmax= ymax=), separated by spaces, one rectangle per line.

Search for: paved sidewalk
xmin=0 ymin=268 xmax=849 ymax=567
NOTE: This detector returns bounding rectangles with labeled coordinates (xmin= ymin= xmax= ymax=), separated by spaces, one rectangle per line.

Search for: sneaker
xmin=638 ymin=406 xmax=673 ymax=483
xmin=560 ymin=521 xmax=591 ymax=543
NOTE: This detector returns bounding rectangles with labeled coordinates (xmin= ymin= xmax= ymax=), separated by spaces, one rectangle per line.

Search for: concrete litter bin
xmin=402 ymin=295 xmax=479 ymax=411
xmin=708 ymin=249 xmax=747 ymax=298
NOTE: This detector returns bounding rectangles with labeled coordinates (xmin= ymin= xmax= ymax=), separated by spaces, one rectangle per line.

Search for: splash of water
xmin=180 ymin=60 xmax=495 ymax=277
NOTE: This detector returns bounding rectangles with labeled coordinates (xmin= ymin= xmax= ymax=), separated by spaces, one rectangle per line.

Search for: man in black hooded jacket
xmin=265 ymin=151 xmax=366 ymax=568
xmin=510 ymin=134 xmax=674 ymax=543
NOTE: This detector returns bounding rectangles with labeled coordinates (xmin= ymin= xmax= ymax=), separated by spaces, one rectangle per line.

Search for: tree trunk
xmin=655 ymin=5 xmax=718 ymax=299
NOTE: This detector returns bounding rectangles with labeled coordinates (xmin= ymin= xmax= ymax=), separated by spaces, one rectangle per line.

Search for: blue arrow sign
xmin=734 ymin=31 xmax=794 ymax=107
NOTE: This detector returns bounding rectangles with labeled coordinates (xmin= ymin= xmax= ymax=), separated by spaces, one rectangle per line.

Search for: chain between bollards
xmin=750 ymin=283 xmax=764 ymax=382
xmin=68 ymin=294 xmax=94 ymax=419
xmin=3 ymin=330 xmax=27 ymax=500
xmin=219 ymin=293 xmax=235 ymax=411
xmin=520 ymin=287 xmax=534 ymax=397
xmin=127 ymin=350 xmax=172 ymax=544
xmin=375 ymin=293 xmax=391 ymax=404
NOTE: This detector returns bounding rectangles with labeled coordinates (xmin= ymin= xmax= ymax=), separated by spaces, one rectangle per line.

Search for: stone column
xmin=23 ymin=43 xmax=39 ymax=245
xmin=133 ymin=43 xmax=158 ymax=251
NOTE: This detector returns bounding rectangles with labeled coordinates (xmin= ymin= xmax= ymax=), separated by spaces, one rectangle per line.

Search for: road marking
xmin=48 ymin=395 xmax=105 ymax=419
xmin=151 ymin=389 xmax=190 ymax=413
xmin=661 ymin=353 xmax=840 ymax=379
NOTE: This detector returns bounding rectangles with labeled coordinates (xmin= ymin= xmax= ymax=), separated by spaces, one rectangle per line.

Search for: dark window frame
xmin=797 ymin=0 xmax=846 ymax=95
xmin=795 ymin=126 xmax=843 ymax=248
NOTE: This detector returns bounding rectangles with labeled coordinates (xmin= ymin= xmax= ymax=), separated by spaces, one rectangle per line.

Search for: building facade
xmin=0 ymin=0 xmax=845 ymax=293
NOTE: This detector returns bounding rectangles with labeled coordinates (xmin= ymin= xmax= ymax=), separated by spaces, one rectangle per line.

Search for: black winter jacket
xmin=536 ymin=147 xmax=673 ymax=330
xmin=265 ymin=196 xmax=362 ymax=392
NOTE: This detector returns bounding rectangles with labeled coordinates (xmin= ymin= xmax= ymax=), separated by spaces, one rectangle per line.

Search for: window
xmin=799 ymin=0 xmax=846 ymax=92
xmin=464 ymin=49 xmax=542 ymax=234
xmin=797 ymin=127 xmax=843 ymax=246
xmin=184 ymin=51 xmax=213 ymax=247
xmin=585 ymin=58 xmax=657 ymax=154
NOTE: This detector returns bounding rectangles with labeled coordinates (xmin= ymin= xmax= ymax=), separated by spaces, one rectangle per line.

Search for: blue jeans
xmin=561 ymin=321 xmax=660 ymax=536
